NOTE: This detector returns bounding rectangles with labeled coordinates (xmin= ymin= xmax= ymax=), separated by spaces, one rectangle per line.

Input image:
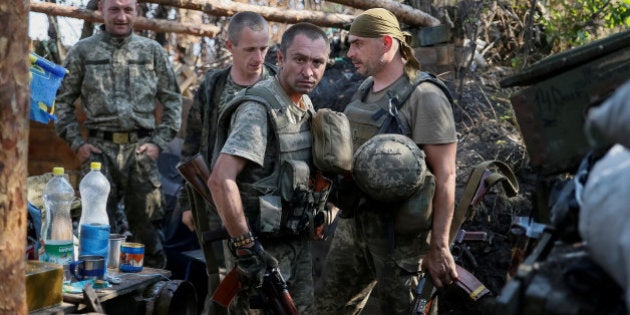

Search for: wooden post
xmin=0 ymin=0 xmax=30 ymax=314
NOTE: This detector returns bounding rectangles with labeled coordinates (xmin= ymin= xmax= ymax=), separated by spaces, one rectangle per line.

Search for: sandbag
xmin=585 ymin=79 xmax=630 ymax=148
xmin=578 ymin=144 xmax=630 ymax=311
xmin=311 ymin=108 xmax=353 ymax=173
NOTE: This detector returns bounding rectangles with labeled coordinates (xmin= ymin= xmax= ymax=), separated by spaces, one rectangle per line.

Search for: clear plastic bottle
xmin=40 ymin=167 xmax=75 ymax=282
xmin=78 ymin=162 xmax=111 ymax=270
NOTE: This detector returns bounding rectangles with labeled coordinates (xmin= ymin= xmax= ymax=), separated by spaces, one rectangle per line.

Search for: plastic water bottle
xmin=40 ymin=167 xmax=75 ymax=282
xmin=78 ymin=162 xmax=111 ymax=270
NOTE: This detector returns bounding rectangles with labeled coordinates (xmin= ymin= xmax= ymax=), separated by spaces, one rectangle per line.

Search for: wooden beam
xmin=138 ymin=0 xmax=357 ymax=29
xmin=30 ymin=2 xmax=220 ymax=37
xmin=325 ymin=0 xmax=441 ymax=27
xmin=140 ymin=0 xmax=440 ymax=28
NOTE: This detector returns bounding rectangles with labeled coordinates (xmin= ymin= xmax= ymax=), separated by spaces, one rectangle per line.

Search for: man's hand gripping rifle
xmin=411 ymin=160 xmax=519 ymax=315
xmin=177 ymin=154 xmax=299 ymax=314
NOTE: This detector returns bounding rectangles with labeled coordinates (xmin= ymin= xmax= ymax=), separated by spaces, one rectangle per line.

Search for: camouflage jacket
xmin=178 ymin=63 xmax=277 ymax=211
xmin=55 ymin=31 xmax=182 ymax=152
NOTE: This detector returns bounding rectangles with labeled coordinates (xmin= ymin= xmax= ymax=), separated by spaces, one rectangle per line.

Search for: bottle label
xmin=41 ymin=239 xmax=74 ymax=265
xmin=79 ymin=224 xmax=111 ymax=267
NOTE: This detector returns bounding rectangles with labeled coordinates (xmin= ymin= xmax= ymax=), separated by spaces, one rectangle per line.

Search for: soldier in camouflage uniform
xmin=178 ymin=11 xmax=276 ymax=314
xmin=316 ymin=8 xmax=458 ymax=314
xmin=208 ymin=23 xmax=329 ymax=314
xmin=54 ymin=0 xmax=181 ymax=268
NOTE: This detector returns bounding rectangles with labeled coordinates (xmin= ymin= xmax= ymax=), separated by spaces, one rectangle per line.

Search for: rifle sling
xmin=185 ymin=184 xmax=222 ymax=292
xmin=449 ymin=160 xmax=519 ymax=244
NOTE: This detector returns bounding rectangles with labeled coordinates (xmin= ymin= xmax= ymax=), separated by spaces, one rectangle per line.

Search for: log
xmin=30 ymin=2 xmax=220 ymax=37
xmin=140 ymin=0 xmax=440 ymax=28
xmin=139 ymin=0 xmax=357 ymax=29
xmin=325 ymin=0 xmax=441 ymax=27
xmin=0 ymin=1 xmax=30 ymax=314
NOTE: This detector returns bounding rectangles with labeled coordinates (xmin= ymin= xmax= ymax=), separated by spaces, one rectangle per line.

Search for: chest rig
xmin=344 ymin=72 xmax=453 ymax=151
xmin=214 ymin=84 xmax=329 ymax=238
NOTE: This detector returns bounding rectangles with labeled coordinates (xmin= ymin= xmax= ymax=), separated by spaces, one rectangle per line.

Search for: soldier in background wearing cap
xmin=316 ymin=8 xmax=458 ymax=314
xmin=54 ymin=0 xmax=181 ymax=268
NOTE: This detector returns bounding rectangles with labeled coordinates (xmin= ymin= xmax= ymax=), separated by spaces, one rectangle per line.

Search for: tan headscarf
xmin=349 ymin=8 xmax=420 ymax=79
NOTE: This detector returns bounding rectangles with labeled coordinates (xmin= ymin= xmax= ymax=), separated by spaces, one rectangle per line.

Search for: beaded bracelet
xmin=231 ymin=231 xmax=256 ymax=248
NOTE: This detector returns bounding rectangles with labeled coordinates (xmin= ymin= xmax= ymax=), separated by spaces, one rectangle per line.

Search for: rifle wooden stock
xmin=177 ymin=153 xmax=214 ymax=204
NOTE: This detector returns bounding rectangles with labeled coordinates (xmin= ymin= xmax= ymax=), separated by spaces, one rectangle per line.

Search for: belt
xmin=88 ymin=129 xmax=152 ymax=144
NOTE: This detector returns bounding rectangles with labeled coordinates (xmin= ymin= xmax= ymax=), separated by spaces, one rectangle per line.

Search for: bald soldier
xmin=316 ymin=8 xmax=458 ymax=314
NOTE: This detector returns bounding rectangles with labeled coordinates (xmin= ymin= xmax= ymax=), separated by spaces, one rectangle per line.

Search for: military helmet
xmin=352 ymin=134 xmax=427 ymax=202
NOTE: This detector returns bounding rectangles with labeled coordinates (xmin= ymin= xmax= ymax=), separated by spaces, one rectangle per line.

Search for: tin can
xmin=119 ymin=242 xmax=144 ymax=273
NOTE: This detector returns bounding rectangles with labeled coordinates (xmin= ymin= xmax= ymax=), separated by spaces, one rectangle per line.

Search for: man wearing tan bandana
xmin=316 ymin=8 xmax=458 ymax=314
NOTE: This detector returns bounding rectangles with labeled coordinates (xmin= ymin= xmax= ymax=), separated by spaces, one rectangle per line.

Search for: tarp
xmin=585 ymin=78 xmax=630 ymax=149
xmin=29 ymin=53 xmax=67 ymax=124
xmin=579 ymin=145 xmax=630 ymax=312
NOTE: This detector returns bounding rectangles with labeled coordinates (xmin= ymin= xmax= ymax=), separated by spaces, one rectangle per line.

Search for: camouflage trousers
xmin=315 ymin=207 xmax=431 ymax=315
xmin=84 ymin=136 xmax=166 ymax=268
xmin=225 ymin=237 xmax=314 ymax=315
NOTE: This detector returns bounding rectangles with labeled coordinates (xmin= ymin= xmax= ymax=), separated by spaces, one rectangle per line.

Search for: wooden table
xmin=31 ymin=267 xmax=172 ymax=315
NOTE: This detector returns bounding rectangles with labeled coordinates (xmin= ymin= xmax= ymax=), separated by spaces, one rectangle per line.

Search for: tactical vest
xmin=212 ymin=82 xmax=315 ymax=236
xmin=344 ymin=72 xmax=454 ymax=151
xmin=344 ymin=72 xmax=452 ymax=235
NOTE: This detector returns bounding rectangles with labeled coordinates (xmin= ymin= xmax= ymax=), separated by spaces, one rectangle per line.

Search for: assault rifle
xmin=177 ymin=153 xmax=299 ymax=314
xmin=412 ymin=244 xmax=491 ymax=315
xmin=211 ymin=266 xmax=299 ymax=315
xmin=411 ymin=161 xmax=519 ymax=315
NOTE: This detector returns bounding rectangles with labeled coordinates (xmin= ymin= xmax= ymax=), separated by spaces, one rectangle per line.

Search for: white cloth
xmin=585 ymin=79 xmax=630 ymax=148
xmin=579 ymin=144 xmax=630 ymax=311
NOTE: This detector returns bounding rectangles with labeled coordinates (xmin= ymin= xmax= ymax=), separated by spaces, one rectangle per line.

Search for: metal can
xmin=119 ymin=242 xmax=144 ymax=273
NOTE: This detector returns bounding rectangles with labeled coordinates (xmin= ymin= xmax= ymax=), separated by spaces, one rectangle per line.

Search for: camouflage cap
xmin=352 ymin=134 xmax=426 ymax=202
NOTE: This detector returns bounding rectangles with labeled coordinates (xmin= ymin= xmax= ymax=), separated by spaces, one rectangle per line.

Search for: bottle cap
xmin=90 ymin=162 xmax=102 ymax=170
xmin=52 ymin=167 xmax=65 ymax=175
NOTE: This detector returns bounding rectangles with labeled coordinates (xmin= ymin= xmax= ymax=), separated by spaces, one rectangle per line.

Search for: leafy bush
xmin=536 ymin=0 xmax=630 ymax=53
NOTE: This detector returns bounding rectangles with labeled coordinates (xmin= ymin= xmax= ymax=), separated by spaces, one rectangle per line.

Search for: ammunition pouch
xmin=330 ymin=172 xmax=435 ymax=236
xmin=394 ymin=172 xmax=436 ymax=235
xmin=311 ymin=108 xmax=353 ymax=174
xmin=259 ymin=160 xmax=332 ymax=239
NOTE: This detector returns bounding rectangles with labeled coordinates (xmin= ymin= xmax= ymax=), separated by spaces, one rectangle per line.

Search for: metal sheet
xmin=511 ymin=47 xmax=630 ymax=175
xmin=501 ymin=30 xmax=630 ymax=88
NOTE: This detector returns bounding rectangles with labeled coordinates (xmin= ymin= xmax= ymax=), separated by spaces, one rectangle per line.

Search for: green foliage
xmin=537 ymin=0 xmax=630 ymax=52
